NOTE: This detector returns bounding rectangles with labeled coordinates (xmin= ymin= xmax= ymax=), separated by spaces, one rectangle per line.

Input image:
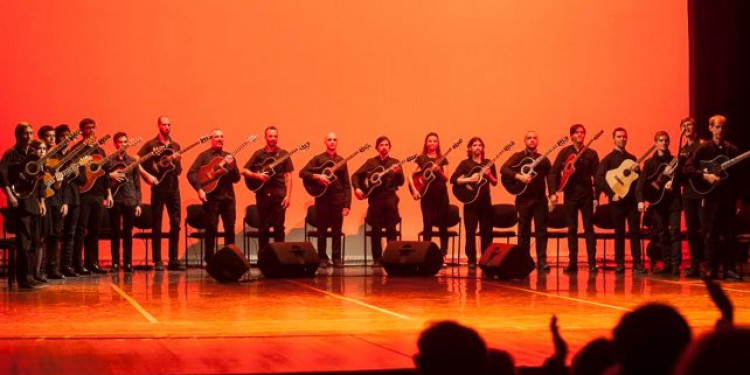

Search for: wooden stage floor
xmin=2 ymin=265 xmax=749 ymax=374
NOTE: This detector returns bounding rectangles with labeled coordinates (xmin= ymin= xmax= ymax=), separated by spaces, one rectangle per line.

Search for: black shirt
xmin=0 ymin=145 xmax=42 ymax=215
xmin=450 ymin=158 xmax=498 ymax=202
xmin=187 ymin=148 xmax=241 ymax=201
xmin=500 ymin=149 xmax=551 ymax=201
xmin=596 ymin=149 xmax=638 ymax=203
xmin=244 ymin=148 xmax=294 ymax=200
xmin=299 ymin=152 xmax=352 ymax=208
xmin=549 ymin=145 xmax=599 ymax=199
xmin=637 ymin=151 xmax=681 ymax=206
xmin=352 ymin=156 xmax=405 ymax=202
xmin=684 ymin=140 xmax=740 ymax=201
xmin=414 ymin=154 xmax=449 ymax=198
xmin=678 ymin=139 xmax=704 ymax=199
xmin=108 ymin=153 xmax=142 ymax=206
xmin=139 ymin=136 xmax=182 ymax=194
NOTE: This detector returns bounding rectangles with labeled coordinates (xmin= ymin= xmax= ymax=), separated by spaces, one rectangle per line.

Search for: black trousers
xmin=702 ymin=198 xmax=737 ymax=273
xmin=366 ymin=196 xmax=400 ymax=261
xmin=151 ymin=190 xmax=181 ymax=264
xmin=463 ymin=194 xmax=493 ymax=263
xmin=10 ymin=209 xmax=39 ymax=285
xmin=420 ymin=189 xmax=450 ymax=254
xmin=650 ymin=203 xmax=682 ymax=268
xmin=203 ymin=198 xmax=236 ymax=261
xmin=60 ymin=204 xmax=80 ymax=269
xmin=45 ymin=204 xmax=65 ymax=274
xmin=564 ymin=195 xmax=596 ymax=265
xmin=315 ymin=199 xmax=344 ymax=260
xmin=257 ymin=194 xmax=286 ymax=251
xmin=74 ymin=199 xmax=104 ymax=268
xmin=517 ymin=197 xmax=549 ymax=266
xmin=683 ymin=196 xmax=705 ymax=267
xmin=110 ymin=204 xmax=136 ymax=266
xmin=611 ymin=201 xmax=642 ymax=266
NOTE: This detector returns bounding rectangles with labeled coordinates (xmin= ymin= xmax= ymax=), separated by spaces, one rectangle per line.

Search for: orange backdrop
xmin=0 ymin=1 xmax=688 ymax=260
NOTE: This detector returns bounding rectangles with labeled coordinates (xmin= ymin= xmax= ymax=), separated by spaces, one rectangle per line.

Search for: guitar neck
xmin=55 ymin=141 xmax=92 ymax=168
xmin=721 ymin=149 xmax=750 ymax=170
xmin=179 ymin=139 xmax=203 ymax=155
xmin=267 ymin=148 xmax=299 ymax=169
xmin=332 ymin=150 xmax=362 ymax=172
xmin=632 ymin=145 xmax=657 ymax=170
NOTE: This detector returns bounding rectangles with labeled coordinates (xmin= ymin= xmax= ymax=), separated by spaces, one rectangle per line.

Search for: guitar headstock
xmin=128 ymin=136 xmax=143 ymax=148
xmin=298 ymin=141 xmax=311 ymax=151
xmin=403 ymin=153 xmax=418 ymax=164
xmin=359 ymin=143 xmax=371 ymax=153
xmin=247 ymin=135 xmax=258 ymax=143
xmin=97 ymin=134 xmax=112 ymax=145
xmin=591 ymin=130 xmax=604 ymax=141
xmin=66 ymin=130 xmax=82 ymax=142
xmin=504 ymin=141 xmax=516 ymax=151
xmin=199 ymin=134 xmax=212 ymax=143
xmin=151 ymin=145 xmax=167 ymax=155
xmin=78 ymin=155 xmax=93 ymax=167
xmin=556 ymin=136 xmax=569 ymax=146
xmin=450 ymin=138 xmax=463 ymax=150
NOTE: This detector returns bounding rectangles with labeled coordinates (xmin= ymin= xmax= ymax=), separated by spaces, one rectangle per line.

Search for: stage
xmin=2 ymin=264 xmax=749 ymax=374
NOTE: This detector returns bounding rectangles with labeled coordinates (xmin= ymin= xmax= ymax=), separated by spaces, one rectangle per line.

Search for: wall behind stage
xmin=0 ymin=1 xmax=688 ymax=260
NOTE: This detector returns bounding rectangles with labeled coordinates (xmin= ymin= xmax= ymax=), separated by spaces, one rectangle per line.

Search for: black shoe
xmin=563 ymin=264 xmax=578 ymax=273
xmin=61 ymin=268 xmax=79 ymax=277
xmin=88 ymin=265 xmax=108 ymax=274
xmin=468 ymin=262 xmax=477 ymax=269
xmin=654 ymin=266 xmax=673 ymax=275
xmin=75 ymin=267 xmax=92 ymax=275
xmin=633 ymin=264 xmax=648 ymax=274
xmin=537 ymin=263 xmax=550 ymax=271
xmin=672 ymin=267 xmax=681 ymax=277
xmin=167 ymin=263 xmax=186 ymax=271
xmin=371 ymin=259 xmax=382 ymax=268
xmin=333 ymin=259 xmax=344 ymax=268
xmin=724 ymin=270 xmax=742 ymax=280
xmin=34 ymin=276 xmax=48 ymax=284
xmin=588 ymin=264 xmax=599 ymax=272
xmin=47 ymin=272 xmax=66 ymax=280
xmin=319 ymin=259 xmax=331 ymax=268
xmin=615 ymin=265 xmax=625 ymax=274
xmin=123 ymin=264 xmax=133 ymax=273
xmin=17 ymin=282 xmax=36 ymax=290
xmin=111 ymin=264 xmax=120 ymax=273
xmin=154 ymin=262 xmax=164 ymax=271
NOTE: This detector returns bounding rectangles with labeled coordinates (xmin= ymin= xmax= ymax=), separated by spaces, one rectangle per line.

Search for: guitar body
xmin=409 ymin=163 xmax=438 ymax=197
xmin=42 ymin=172 xmax=60 ymax=198
xmin=302 ymin=160 xmax=338 ymax=198
xmin=9 ymin=162 xmax=41 ymax=199
xmin=558 ymin=154 xmax=578 ymax=191
xmin=360 ymin=166 xmax=386 ymax=198
xmin=500 ymin=157 xmax=537 ymax=196
xmin=196 ymin=156 xmax=228 ymax=194
xmin=149 ymin=148 xmax=179 ymax=182
xmin=643 ymin=163 xmax=674 ymax=205
xmin=452 ymin=166 xmax=488 ymax=204
xmin=689 ymin=155 xmax=730 ymax=195
xmin=22 ymin=154 xmax=44 ymax=177
xmin=244 ymin=157 xmax=277 ymax=192
xmin=109 ymin=162 xmax=130 ymax=197
xmin=78 ymin=154 xmax=106 ymax=193
xmin=605 ymin=159 xmax=639 ymax=199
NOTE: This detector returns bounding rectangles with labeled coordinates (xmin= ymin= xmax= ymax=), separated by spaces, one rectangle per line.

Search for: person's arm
xmin=241 ymin=151 xmax=265 ymax=180
xmin=548 ymin=151 xmax=564 ymax=196
xmin=393 ymin=159 xmax=405 ymax=187
xmin=636 ymin=158 xmax=652 ymax=204
xmin=595 ymin=154 xmax=613 ymax=199
xmin=487 ymin=164 xmax=498 ymax=186
xmin=299 ymin=156 xmax=317 ymax=180
xmin=341 ymin=162 xmax=352 ymax=209
xmin=0 ymin=151 xmax=18 ymax=207
xmin=499 ymin=152 xmax=519 ymax=179
xmin=187 ymin=153 xmax=203 ymax=190
xmin=172 ymin=143 xmax=183 ymax=176
xmin=228 ymin=154 xmax=241 ymax=183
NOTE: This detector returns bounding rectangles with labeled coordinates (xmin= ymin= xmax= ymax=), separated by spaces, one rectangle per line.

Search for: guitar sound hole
xmin=623 ymin=170 xmax=631 ymax=177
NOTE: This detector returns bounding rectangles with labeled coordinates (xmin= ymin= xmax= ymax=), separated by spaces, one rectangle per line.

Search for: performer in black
xmin=187 ymin=130 xmax=241 ymax=262
xmin=38 ymin=125 xmax=67 ymax=279
xmin=636 ymin=131 xmax=681 ymax=276
xmin=408 ymin=132 xmax=450 ymax=256
xmin=549 ymin=124 xmax=599 ymax=273
xmin=677 ymin=117 xmax=705 ymax=277
xmin=450 ymin=137 xmax=497 ymax=268
xmin=138 ymin=115 xmax=185 ymax=271
xmin=501 ymin=131 xmax=551 ymax=271
xmin=0 ymin=123 xmax=46 ymax=289
xmin=73 ymin=118 xmax=113 ymax=274
xmin=242 ymin=126 xmax=293 ymax=251
xmin=108 ymin=132 xmax=142 ymax=273
xmin=299 ymin=132 xmax=351 ymax=268
xmin=684 ymin=115 xmax=741 ymax=280
xmin=596 ymin=127 xmax=646 ymax=274
xmin=56 ymin=124 xmax=85 ymax=277
xmin=352 ymin=136 xmax=405 ymax=267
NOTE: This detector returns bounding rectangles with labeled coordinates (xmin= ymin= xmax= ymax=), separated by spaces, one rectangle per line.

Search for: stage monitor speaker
xmin=478 ymin=243 xmax=534 ymax=280
xmin=257 ymin=242 xmax=319 ymax=278
xmin=381 ymin=241 xmax=443 ymax=276
xmin=206 ymin=244 xmax=250 ymax=282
